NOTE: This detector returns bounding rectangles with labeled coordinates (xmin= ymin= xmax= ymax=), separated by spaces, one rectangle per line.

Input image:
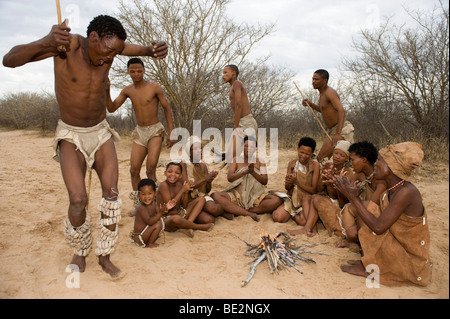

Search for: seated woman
xmin=252 ymin=137 xmax=320 ymax=225
xmin=334 ymin=142 xmax=431 ymax=287
xmin=335 ymin=141 xmax=387 ymax=247
xmin=287 ymin=140 xmax=353 ymax=237
xmin=211 ymin=136 xmax=267 ymax=222
xmin=180 ymin=136 xmax=225 ymax=223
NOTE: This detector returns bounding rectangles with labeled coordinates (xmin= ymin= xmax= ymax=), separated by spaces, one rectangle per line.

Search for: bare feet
xmin=222 ymin=212 xmax=235 ymax=220
xmin=70 ymin=254 xmax=86 ymax=272
xmin=179 ymin=229 xmax=195 ymax=238
xmin=307 ymin=229 xmax=318 ymax=237
xmin=246 ymin=211 xmax=260 ymax=222
xmin=98 ymin=255 xmax=122 ymax=278
xmin=335 ymin=239 xmax=350 ymax=248
xmin=340 ymin=260 xmax=368 ymax=277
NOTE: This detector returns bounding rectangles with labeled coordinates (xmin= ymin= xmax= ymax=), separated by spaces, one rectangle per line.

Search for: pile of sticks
xmin=236 ymin=231 xmax=328 ymax=287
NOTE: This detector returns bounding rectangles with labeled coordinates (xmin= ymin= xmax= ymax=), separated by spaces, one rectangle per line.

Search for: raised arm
xmin=333 ymin=175 xmax=408 ymax=234
xmin=121 ymin=41 xmax=168 ymax=59
xmin=248 ymin=161 xmax=268 ymax=185
xmin=227 ymin=160 xmax=248 ymax=182
xmin=3 ymin=21 xmax=71 ymax=68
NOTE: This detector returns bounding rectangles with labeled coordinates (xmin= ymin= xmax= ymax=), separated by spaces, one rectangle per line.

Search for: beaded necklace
xmin=387 ymin=179 xmax=405 ymax=193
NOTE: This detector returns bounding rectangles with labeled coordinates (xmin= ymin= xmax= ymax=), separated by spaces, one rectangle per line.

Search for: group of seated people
xmin=130 ymin=135 xmax=432 ymax=287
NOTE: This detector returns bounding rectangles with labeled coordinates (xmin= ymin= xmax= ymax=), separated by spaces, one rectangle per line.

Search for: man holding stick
xmin=301 ymin=69 xmax=354 ymax=162
xmin=2 ymin=15 xmax=168 ymax=278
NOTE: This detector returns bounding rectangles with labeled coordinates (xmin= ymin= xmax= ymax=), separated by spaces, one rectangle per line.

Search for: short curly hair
xmin=87 ymin=15 xmax=127 ymax=41
xmin=348 ymin=141 xmax=378 ymax=165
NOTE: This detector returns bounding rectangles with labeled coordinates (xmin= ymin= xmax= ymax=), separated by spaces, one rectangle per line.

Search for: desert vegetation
xmin=0 ymin=0 xmax=448 ymax=161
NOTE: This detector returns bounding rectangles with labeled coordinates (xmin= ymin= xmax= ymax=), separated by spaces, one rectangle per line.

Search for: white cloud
xmin=0 ymin=0 xmax=442 ymax=97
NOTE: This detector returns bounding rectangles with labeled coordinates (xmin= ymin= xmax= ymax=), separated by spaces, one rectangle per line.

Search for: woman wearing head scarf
xmin=334 ymin=142 xmax=432 ymax=286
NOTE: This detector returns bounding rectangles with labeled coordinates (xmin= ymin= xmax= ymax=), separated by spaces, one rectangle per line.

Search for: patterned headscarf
xmin=379 ymin=142 xmax=424 ymax=181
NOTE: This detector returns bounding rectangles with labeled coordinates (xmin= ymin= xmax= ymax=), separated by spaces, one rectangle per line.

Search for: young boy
xmin=107 ymin=58 xmax=175 ymax=207
xmin=130 ymin=179 xmax=174 ymax=248
xmin=270 ymin=137 xmax=320 ymax=224
xmin=211 ymin=136 xmax=267 ymax=222
xmin=222 ymin=65 xmax=258 ymax=162
xmin=157 ymin=162 xmax=214 ymax=237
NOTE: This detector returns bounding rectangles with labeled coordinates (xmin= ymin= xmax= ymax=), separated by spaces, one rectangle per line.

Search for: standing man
xmin=302 ymin=69 xmax=354 ymax=162
xmin=222 ymin=65 xmax=258 ymax=163
xmin=107 ymin=57 xmax=175 ymax=209
xmin=2 ymin=15 xmax=168 ymax=278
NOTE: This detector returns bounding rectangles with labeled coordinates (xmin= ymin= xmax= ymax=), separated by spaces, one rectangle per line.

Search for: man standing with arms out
xmin=107 ymin=58 xmax=175 ymax=210
xmin=2 ymin=15 xmax=168 ymax=278
xmin=302 ymin=69 xmax=354 ymax=162
xmin=222 ymin=65 xmax=258 ymax=163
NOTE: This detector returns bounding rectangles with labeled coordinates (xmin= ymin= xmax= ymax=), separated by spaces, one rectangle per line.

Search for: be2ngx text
xmin=179 ymin=303 xmax=270 ymax=316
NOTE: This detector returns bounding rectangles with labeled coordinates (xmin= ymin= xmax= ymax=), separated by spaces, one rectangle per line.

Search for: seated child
xmin=130 ymin=178 xmax=173 ymax=248
xmin=266 ymin=137 xmax=320 ymax=224
xmin=181 ymin=137 xmax=224 ymax=223
xmin=157 ymin=162 xmax=214 ymax=237
xmin=211 ymin=136 xmax=267 ymax=222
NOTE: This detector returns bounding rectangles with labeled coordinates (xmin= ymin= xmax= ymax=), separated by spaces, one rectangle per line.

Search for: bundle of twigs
xmin=234 ymin=231 xmax=329 ymax=287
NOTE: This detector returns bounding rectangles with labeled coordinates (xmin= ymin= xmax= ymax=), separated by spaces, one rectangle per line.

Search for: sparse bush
xmin=0 ymin=92 xmax=59 ymax=131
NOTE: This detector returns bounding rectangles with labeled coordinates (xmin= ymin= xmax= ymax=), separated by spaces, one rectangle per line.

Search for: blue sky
xmin=0 ymin=0 xmax=441 ymax=96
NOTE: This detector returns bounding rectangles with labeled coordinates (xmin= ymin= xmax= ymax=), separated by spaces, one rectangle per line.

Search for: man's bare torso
xmin=54 ymin=35 xmax=112 ymax=127
xmin=125 ymin=81 xmax=161 ymax=127
xmin=318 ymin=87 xmax=339 ymax=129
xmin=229 ymin=80 xmax=251 ymax=118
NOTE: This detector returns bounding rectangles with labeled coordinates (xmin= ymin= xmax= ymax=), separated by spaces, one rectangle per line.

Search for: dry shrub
xmin=0 ymin=92 xmax=59 ymax=131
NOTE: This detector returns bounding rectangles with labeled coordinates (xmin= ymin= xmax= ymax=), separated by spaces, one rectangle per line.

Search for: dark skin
xmin=333 ymin=156 xmax=425 ymax=277
xmin=211 ymin=139 xmax=267 ymax=222
xmin=2 ymin=19 xmax=168 ymax=277
xmin=302 ymin=73 xmax=346 ymax=161
xmin=157 ymin=164 xmax=214 ymax=237
xmin=222 ymin=66 xmax=252 ymax=159
xmin=180 ymin=143 xmax=223 ymax=223
xmin=334 ymin=151 xmax=387 ymax=248
xmin=106 ymin=62 xmax=175 ymax=188
xmin=271 ymin=145 xmax=320 ymax=224
xmin=132 ymin=185 xmax=174 ymax=248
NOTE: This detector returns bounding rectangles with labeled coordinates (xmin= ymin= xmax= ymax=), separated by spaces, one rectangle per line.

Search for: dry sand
xmin=0 ymin=129 xmax=448 ymax=299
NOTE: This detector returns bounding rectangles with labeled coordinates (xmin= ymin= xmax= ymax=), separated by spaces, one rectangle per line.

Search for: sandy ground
xmin=0 ymin=129 xmax=448 ymax=299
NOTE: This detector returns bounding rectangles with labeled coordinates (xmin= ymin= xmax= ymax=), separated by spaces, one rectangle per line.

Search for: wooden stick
xmin=86 ymin=169 xmax=92 ymax=211
xmin=293 ymin=81 xmax=332 ymax=141
xmin=56 ymin=0 xmax=62 ymax=24
xmin=55 ymin=0 xmax=67 ymax=57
